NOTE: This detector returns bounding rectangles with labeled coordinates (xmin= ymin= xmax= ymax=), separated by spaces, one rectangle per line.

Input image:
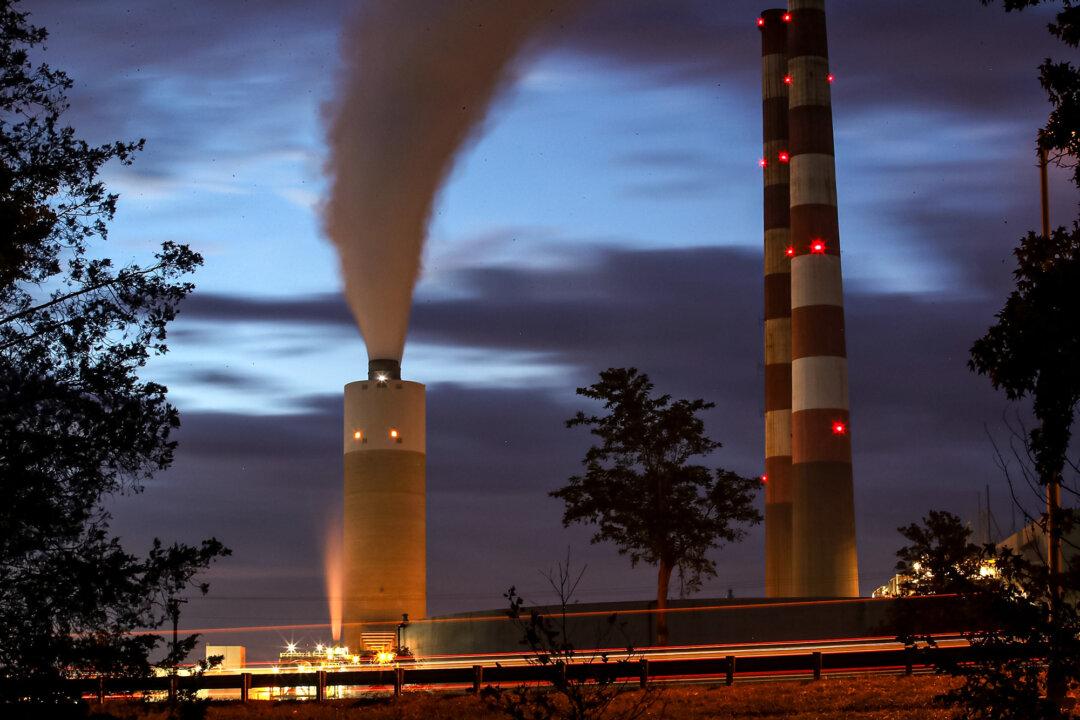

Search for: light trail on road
xmin=204 ymin=632 xmax=967 ymax=680
xmin=402 ymin=633 xmax=968 ymax=672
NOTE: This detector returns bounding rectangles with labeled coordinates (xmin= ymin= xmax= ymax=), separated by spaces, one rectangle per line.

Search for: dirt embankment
xmin=82 ymin=675 xmax=960 ymax=720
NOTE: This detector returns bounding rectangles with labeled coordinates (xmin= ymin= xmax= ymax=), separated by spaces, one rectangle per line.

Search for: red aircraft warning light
xmin=785 ymin=246 xmax=796 ymax=258
xmin=782 ymin=12 xmax=792 ymax=22
xmin=832 ymin=421 xmax=848 ymax=436
xmin=827 ymin=73 xmax=835 ymax=84
xmin=783 ymin=74 xmax=793 ymax=85
xmin=758 ymin=157 xmax=767 ymax=169
xmin=760 ymin=474 xmax=768 ymax=484
xmin=778 ymin=151 xmax=790 ymax=163
xmin=810 ymin=239 xmax=827 ymax=254
xmin=757 ymin=16 xmax=765 ymax=27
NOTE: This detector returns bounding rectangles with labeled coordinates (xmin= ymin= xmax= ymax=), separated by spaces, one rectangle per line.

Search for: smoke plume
xmin=324 ymin=0 xmax=581 ymax=363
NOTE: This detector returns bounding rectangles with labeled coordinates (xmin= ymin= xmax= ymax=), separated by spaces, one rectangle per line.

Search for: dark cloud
xmin=620 ymin=177 xmax=726 ymax=199
xmin=172 ymin=406 xmax=335 ymax=463
xmin=180 ymin=292 xmax=351 ymax=326
xmin=413 ymin=246 xmax=762 ymax=403
xmin=556 ymin=0 xmax=1061 ymax=119
xmin=829 ymin=1 xmax=1056 ymax=116
xmin=28 ymin=0 xmax=344 ymax=75
xmin=23 ymin=0 xmax=347 ymax=175
xmin=848 ymin=147 xmax=1075 ymax=300
xmin=547 ymin=0 xmax=751 ymax=83
xmin=25 ymin=0 xmax=1066 ymax=182
xmin=876 ymin=198 xmax=1021 ymax=297
xmin=614 ymin=149 xmax=725 ymax=170
xmin=182 ymin=369 xmax=278 ymax=393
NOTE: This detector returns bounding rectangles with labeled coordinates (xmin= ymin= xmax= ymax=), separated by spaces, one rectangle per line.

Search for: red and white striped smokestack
xmin=786 ymin=0 xmax=859 ymax=597
xmin=759 ymin=8 xmax=794 ymax=598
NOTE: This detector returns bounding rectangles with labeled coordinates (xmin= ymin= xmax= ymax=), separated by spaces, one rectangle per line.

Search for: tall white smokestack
xmin=342 ymin=362 xmax=425 ymax=651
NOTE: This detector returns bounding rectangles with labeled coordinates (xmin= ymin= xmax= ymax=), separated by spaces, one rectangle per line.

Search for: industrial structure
xmin=335 ymin=2 xmax=859 ymax=656
xmin=761 ymin=0 xmax=859 ymax=598
xmin=342 ymin=359 xmax=427 ymax=651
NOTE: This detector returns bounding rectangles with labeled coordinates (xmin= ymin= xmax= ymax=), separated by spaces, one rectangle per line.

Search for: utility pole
xmin=1039 ymin=143 xmax=1065 ymax=708
xmin=1039 ymin=145 xmax=1063 ymax=591
xmin=167 ymin=596 xmax=187 ymax=704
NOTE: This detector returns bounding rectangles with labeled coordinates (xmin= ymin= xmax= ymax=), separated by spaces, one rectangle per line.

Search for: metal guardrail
xmin=1 ymin=644 xmax=978 ymax=702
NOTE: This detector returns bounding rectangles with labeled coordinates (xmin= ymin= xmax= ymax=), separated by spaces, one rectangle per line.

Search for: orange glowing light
xmin=810 ymin=240 xmax=826 ymax=254
xmin=324 ymin=519 xmax=343 ymax=643
xmin=832 ymin=421 xmax=847 ymax=435
xmin=353 ymin=430 xmax=362 ymax=440
xmin=389 ymin=429 xmax=399 ymax=439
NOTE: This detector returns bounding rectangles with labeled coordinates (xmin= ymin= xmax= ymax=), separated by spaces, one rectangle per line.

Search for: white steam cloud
xmin=324 ymin=0 xmax=581 ymax=363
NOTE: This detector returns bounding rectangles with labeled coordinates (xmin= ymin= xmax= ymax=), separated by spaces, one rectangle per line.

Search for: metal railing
xmin=1 ymin=644 xmax=977 ymax=702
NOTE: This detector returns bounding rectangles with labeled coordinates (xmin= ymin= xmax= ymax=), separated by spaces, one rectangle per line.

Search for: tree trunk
xmin=656 ymin=558 xmax=673 ymax=646
xmin=1047 ymin=469 xmax=1066 ymax=707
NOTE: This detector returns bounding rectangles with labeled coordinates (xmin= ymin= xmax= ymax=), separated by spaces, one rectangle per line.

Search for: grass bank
xmin=83 ymin=675 xmax=960 ymax=719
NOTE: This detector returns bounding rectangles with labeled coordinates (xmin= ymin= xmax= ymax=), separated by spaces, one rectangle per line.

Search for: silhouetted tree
xmin=970 ymin=227 xmax=1080 ymax=504
xmin=891 ymin=511 xmax=1080 ymax=720
xmin=969 ymin=223 xmax=1080 ymax=709
xmin=889 ymin=511 xmax=1004 ymax=649
xmin=895 ymin=510 xmax=997 ymax=596
xmin=961 ymin=3 xmax=1080 ymax=713
xmin=893 ymin=202 xmax=1080 ymax=718
xmin=981 ymin=0 xmax=1080 ymax=188
xmin=551 ymin=368 xmax=761 ymax=646
xmin=0 ymin=0 xmax=228 ymax=700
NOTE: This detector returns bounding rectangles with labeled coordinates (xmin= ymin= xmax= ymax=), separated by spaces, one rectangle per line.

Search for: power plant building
xmin=336 ymin=4 xmax=859 ymax=652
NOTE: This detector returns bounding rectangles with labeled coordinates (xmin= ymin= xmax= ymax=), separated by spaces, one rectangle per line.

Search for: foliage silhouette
xmin=982 ymin=0 xmax=1080 ymax=187
xmin=892 ymin=511 xmax=1080 ymax=719
xmin=0 ymin=0 xmax=228 ymax=702
xmin=551 ymin=368 xmax=760 ymax=645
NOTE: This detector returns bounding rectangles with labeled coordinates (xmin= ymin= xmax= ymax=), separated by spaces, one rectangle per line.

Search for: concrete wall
xmin=398 ymin=596 xmax=960 ymax=658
